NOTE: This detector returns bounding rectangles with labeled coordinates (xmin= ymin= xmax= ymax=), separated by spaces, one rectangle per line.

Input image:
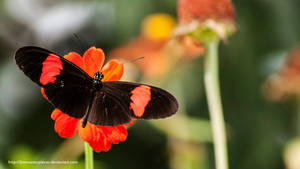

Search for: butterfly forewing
xmin=15 ymin=46 xmax=94 ymax=119
xmin=15 ymin=47 xmax=53 ymax=85
xmin=87 ymin=81 xmax=178 ymax=126
xmin=43 ymin=75 xmax=93 ymax=118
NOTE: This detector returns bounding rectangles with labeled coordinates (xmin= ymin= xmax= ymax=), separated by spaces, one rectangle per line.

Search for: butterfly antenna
xmin=73 ymin=33 xmax=87 ymax=55
xmin=129 ymin=56 xmax=145 ymax=63
xmin=119 ymin=56 xmax=145 ymax=65
xmin=73 ymin=33 xmax=102 ymax=72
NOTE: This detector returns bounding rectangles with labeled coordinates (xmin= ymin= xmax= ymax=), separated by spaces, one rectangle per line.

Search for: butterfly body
xmin=15 ymin=46 xmax=178 ymax=127
xmin=93 ymin=72 xmax=104 ymax=91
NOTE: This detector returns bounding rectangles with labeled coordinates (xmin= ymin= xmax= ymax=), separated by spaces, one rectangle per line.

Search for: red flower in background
xmin=42 ymin=47 xmax=131 ymax=152
xmin=175 ymin=0 xmax=236 ymax=41
xmin=178 ymin=0 xmax=235 ymax=24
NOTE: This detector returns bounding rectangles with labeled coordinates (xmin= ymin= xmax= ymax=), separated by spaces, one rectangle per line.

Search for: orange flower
xmin=110 ymin=37 xmax=169 ymax=78
xmin=42 ymin=47 xmax=131 ymax=152
xmin=110 ymin=13 xmax=205 ymax=78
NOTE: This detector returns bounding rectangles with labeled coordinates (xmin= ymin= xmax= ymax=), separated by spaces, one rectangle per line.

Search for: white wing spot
xmin=60 ymin=80 xmax=64 ymax=87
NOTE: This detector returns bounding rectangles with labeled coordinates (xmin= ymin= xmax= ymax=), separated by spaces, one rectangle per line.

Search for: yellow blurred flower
xmin=142 ymin=13 xmax=176 ymax=41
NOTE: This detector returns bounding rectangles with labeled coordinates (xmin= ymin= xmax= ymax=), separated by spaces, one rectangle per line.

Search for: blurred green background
xmin=0 ymin=0 xmax=300 ymax=169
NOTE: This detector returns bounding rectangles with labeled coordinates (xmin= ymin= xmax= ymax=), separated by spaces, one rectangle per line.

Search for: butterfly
xmin=15 ymin=46 xmax=178 ymax=127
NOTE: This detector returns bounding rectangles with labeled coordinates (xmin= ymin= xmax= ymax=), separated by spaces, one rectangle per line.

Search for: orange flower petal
xmin=79 ymin=123 xmax=128 ymax=152
xmin=79 ymin=123 xmax=114 ymax=152
xmin=83 ymin=47 xmax=105 ymax=77
xmin=64 ymin=52 xmax=85 ymax=71
xmin=51 ymin=109 xmax=80 ymax=138
xmin=101 ymin=126 xmax=128 ymax=144
xmin=102 ymin=60 xmax=124 ymax=81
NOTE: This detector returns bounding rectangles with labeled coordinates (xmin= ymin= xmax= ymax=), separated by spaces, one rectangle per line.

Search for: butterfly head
xmin=93 ymin=72 xmax=104 ymax=90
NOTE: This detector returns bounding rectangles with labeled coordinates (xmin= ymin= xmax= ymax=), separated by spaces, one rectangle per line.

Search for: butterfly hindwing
xmin=87 ymin=81 xmax=178 ymax=126
xmin=15 ymin=46 xmax=94 ymax=119
xmin=87 ymin=84 xmax=132 ymax=126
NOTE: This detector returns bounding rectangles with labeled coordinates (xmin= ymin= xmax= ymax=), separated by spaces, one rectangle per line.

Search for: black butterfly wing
xmin=88 ymin=81 xmax=178 ymax=126
xmin=15 ymin=46 xmax=94 ymax=118
xmin=42 ymin=75 xmax=93 ymax=118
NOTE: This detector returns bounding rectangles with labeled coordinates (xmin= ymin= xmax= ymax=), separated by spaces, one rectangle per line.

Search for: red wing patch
xmin=129 ymin=85 xmax=151 ymax=117
xmin=40 ymin=54 xmax=63 ymax=85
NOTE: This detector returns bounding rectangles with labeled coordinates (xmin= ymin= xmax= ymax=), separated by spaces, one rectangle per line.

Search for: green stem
xmin=85 ymin=142 xmax=94 ymax=169
xmin=296 ymin=97 xmax=300 ymax=136
xmin=204 ymin=40 xmax=229 ymax=169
